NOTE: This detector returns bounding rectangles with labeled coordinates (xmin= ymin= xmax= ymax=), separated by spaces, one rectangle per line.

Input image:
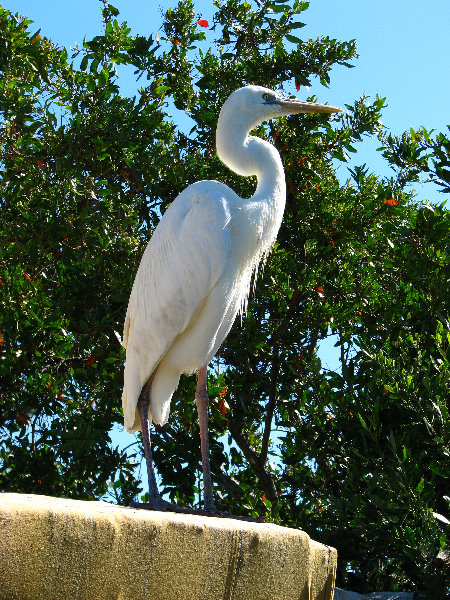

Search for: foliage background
xmin=1 ymin=1 xmax=449 ymax=597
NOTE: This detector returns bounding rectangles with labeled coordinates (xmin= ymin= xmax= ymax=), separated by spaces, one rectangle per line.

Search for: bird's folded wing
xmin=122 ymin=183 xmax=232 ymax=425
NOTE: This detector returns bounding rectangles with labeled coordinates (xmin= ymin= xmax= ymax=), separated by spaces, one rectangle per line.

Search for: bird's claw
xmin=130 ymin=500 xmax=264 ymax=522
xmin=130 ymin=498 xmax=192 ymax=514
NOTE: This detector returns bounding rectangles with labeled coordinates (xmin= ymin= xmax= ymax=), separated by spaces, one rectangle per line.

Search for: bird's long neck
xmin=216 ymin=114 xmax=286 ymax=212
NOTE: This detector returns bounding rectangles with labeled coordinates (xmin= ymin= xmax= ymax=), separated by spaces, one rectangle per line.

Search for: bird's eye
xmin=262 ymin=93 xmax=271 ymax=102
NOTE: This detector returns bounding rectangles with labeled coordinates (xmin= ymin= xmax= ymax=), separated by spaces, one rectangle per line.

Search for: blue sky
xmin=10 ymin=0 xmax=449 ymax=498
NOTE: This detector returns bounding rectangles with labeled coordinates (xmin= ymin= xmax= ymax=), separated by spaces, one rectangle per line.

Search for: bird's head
xmin=216 ymin=85 xmax=341 ymax=178
xmin=220 ymin=85 xmax=341 ymax=131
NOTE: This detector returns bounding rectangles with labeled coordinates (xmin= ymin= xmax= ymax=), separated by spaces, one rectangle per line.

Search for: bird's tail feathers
xmin=122 ymin=362 xmax=180 ymax=432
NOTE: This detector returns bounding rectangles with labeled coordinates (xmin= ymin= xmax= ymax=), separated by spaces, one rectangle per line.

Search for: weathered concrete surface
xmin=0 ymin=493 xmax=336 ymax=600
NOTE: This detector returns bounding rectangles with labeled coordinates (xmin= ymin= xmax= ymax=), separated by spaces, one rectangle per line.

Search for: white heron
xmin=122 ymin=85 xmax=340 ymax=514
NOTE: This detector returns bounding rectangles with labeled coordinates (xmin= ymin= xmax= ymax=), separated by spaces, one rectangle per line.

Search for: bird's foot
xmin=130 ymin=498 xmax=264 ymax=522
xmin=130 ymin=497 xmax=192 ymax=514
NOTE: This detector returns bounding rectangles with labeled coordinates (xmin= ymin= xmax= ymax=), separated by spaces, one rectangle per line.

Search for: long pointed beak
xmin=279 ymin=98 xmax=341 ymax=114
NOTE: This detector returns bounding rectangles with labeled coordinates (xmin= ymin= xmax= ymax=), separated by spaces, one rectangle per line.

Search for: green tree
xmin=0 ymin=1 xmax=448 ymax=596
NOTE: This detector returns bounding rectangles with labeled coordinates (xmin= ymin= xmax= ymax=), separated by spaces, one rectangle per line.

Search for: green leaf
xmin=106 ymin=3 xmax=120 ymax=16
xmin=262 ymin=496 xmax=273 ymax=509
xmin=358 ymin=414 xmax=368 ymax=430
xmin=90 ymin=58 xmax=100 ymax=74
xmin=294 ymin=73 xmax=310 ymax=86
xmin=196 ymin=76 xmax=214 ymax=90
xmin=285 ymin=34 xmax=302 ymax=44
xmin=269 ymin=4 xmax=287 ymax=13
xmin=154 ymin=85 xmax=171 ymax=95
xmin=25 ymin=121 xmax=44 ymax=134
xmin=80 ymin=55 xmax=89 ymax=71
xmin=417 ymin=477 xmax=424 ymax=494
xmin=99 ymin=66 xmax=109 ymax=86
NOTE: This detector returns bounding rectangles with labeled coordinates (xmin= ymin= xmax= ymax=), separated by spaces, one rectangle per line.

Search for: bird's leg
xmin=132 ymin=381 xmax=191 ymax=514
xmin=196 ymin=365 xmax=217 ymax=513
xmin=133 ymin=377 xmax=263 ymax=521
xmin=137 ymin=385 xmax=161 ymax=503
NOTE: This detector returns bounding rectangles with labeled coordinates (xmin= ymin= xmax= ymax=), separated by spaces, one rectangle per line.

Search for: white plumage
xmin=121 ymin=86 xmax=339 ymax=513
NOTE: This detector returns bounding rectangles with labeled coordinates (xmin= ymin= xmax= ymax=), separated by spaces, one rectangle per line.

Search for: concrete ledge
xmin=0 ymin=493 xmax=336 ymax=600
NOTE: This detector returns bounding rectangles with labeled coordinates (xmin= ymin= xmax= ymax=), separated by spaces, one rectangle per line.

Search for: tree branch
xmin=260 ymin=286 xmax=303 ymax=466
xmin=227 ymin=412 xmax=279 ymax=506
xmin=210 ymin=466 xmax=245 ymax=501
